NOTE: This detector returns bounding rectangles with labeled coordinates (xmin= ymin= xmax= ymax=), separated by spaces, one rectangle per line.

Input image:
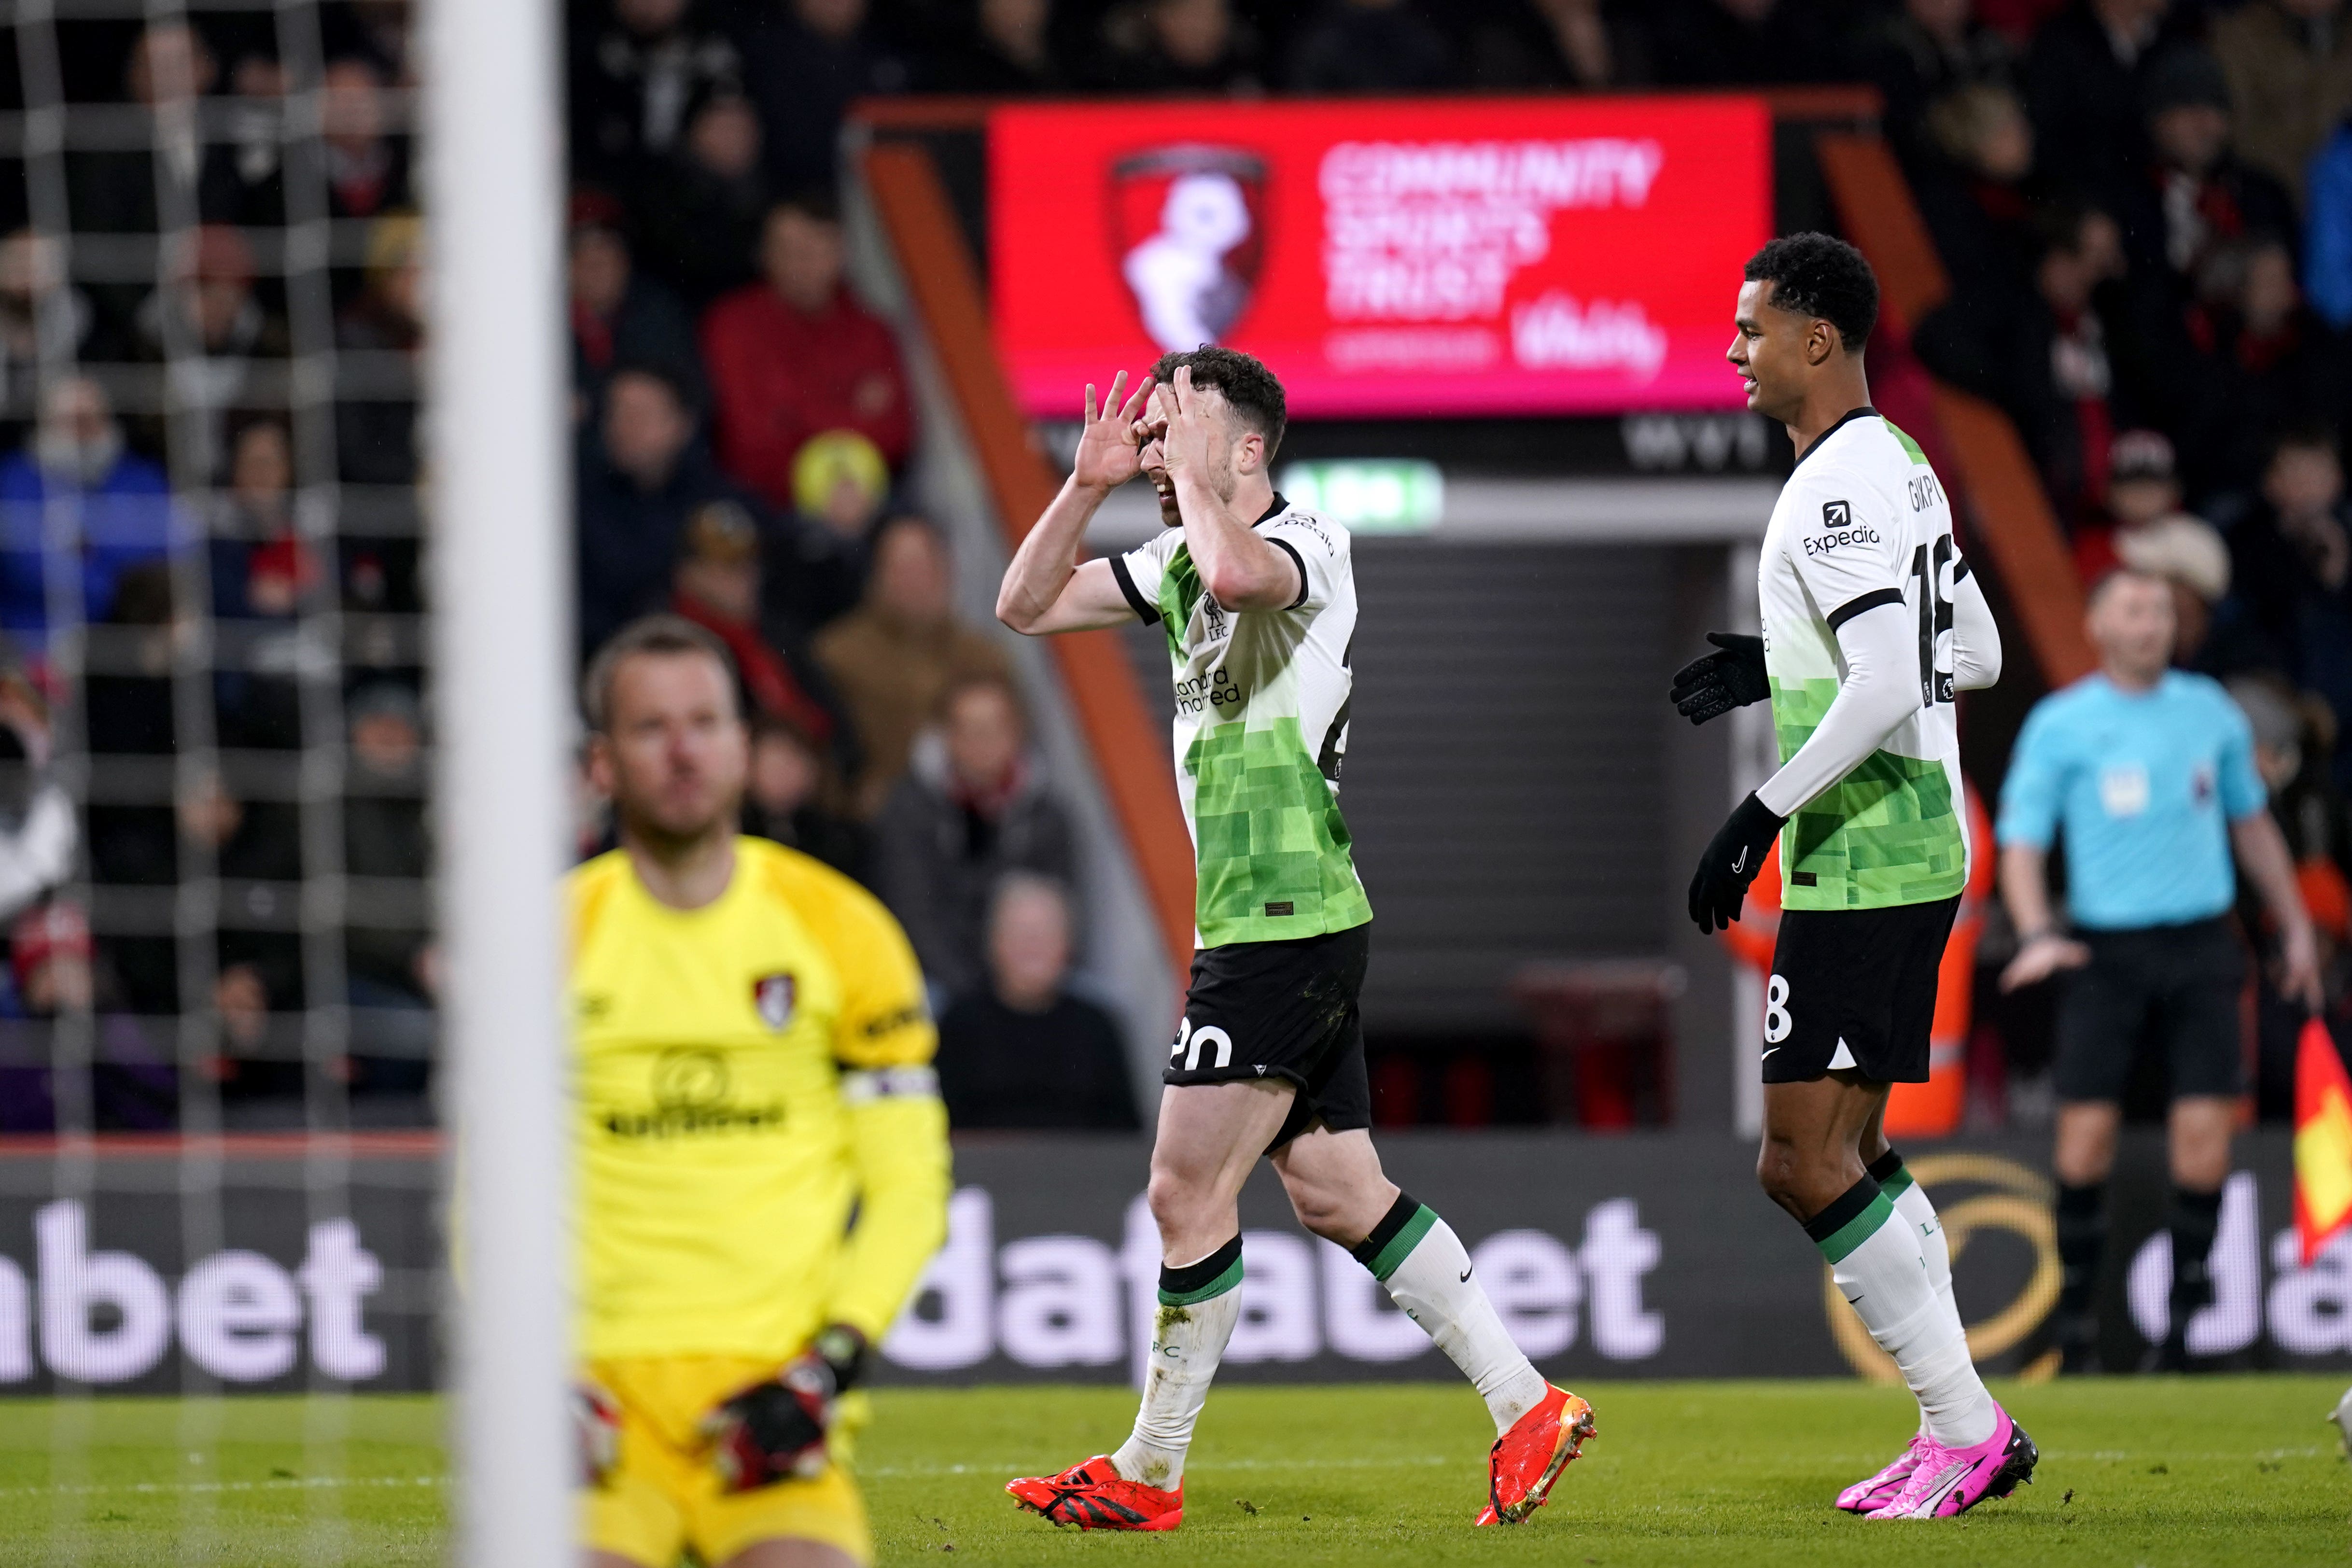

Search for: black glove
xmin=701 ymin=1324 xmax=869 ymax=1492
xmin=1669 ymin=632 xmax=1769 ymax=725
xmin=1688 ymin=792 xmax=1785 ymax=935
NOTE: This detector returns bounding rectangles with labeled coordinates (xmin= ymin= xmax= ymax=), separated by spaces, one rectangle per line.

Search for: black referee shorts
xmin=2055 ymin=917 xmax=2245 ymax=1103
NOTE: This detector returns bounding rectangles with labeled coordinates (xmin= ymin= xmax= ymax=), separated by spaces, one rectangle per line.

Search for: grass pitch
xmin=0 ymin=1377 xmax=2341 ymax=1565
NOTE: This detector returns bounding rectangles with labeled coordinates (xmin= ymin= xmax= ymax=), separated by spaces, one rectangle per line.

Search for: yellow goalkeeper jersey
xmin=566 ymin=836 xmax=950 ymax=1362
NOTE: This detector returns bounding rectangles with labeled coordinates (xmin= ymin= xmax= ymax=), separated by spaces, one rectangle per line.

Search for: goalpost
xmin=422 ymin=0 xmax=571 ymax=1563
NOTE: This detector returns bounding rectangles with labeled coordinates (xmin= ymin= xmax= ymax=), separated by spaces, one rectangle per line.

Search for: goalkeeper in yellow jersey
xmin=570 ymin=615 xmax=951 ymax=1568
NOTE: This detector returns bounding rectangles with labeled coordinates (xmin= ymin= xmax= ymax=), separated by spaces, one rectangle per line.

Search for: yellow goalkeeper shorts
xmin=580 ymin=1355 xmax=872 ymax=1568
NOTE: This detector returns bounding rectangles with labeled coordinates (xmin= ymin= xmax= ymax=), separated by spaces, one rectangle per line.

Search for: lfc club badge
xmin=752 ymin=972 xmax=797 ymax=1031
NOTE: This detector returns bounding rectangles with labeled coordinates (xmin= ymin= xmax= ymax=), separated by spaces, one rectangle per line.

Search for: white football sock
xmin=1811 ymin=1176 xmax=1995 ymax=1449
xmin=1875 ymin=1154 xmax=1961 ymax=1439
xmin=1358 ymin=1195 xmax=1548 ymax=1434
xmin=1110 ymin=1235 xmax=1244 ymax=1489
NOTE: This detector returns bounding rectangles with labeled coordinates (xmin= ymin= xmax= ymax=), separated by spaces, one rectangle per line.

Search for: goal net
xmin=2 ymin=1 xmax=567 ymax=1562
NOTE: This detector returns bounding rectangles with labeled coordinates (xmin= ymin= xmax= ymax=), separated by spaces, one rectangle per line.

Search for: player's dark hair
xmin=1148 ymin=345 xmax=1287 ymax=457
xmin=1743 ymin=233 xmax=1879 ymax=352
xmin=583 ymin=613 xmax=740 ymax=732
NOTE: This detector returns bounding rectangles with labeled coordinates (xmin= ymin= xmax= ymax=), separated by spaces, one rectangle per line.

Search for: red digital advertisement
xmin=989 ymin=97 xmax=1773 ymax=421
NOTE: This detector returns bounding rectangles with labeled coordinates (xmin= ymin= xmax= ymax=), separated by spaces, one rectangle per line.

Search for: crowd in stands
xmin=10 ymin=0 xmax=2352 ymax=1129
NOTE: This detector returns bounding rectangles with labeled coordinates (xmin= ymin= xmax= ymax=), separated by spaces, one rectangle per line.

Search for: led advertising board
xmin=989 ymin=97 xmax=1773 ymax=420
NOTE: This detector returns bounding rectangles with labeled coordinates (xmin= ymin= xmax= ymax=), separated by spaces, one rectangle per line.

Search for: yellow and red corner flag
xmin=2295 ymin=1017 xmax=2352 ymax=1266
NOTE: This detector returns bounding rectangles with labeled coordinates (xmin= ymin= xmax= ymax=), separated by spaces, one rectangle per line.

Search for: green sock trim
xmin=1814 ymin=1190 xmax=1896 ymax=1264
xmin=1366 ymin=1204 xmax=1439 ymax=1282
xmin=1157 ymin=1256 xmax=1245 ymax=1307
xmin=1877 ymin=1164 xmax=1916 ymax=1200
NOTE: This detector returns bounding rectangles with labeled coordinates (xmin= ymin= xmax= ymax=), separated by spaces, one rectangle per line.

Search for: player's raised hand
xmin=1157 ymin=366 xmax=1219 ymax=485
xmin=1670 ymin=632 xmax=1769 ymax=724
xmin=1072 ymin=370 xmax=1155 ymax=493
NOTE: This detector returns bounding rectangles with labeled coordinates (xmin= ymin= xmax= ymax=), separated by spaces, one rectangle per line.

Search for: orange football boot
xmin=1006 ymin=1456 xmax=1183 ymax=1531
xmin=1475 ymin=1385 xmax=1596 ymax=1525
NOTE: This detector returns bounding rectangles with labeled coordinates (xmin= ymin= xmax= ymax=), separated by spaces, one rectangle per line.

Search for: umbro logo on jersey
xmin=752 ymin=972 xmax=797 ymax=1031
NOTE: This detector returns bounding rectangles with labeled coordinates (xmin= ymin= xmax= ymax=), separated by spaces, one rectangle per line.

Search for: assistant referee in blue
xmin=1997 ymin=568 xmax=2319 ymax=1372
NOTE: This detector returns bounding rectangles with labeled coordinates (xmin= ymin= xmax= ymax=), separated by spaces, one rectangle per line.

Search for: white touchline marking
xmin=0 ymin=1476 xmax=447 ymax=1498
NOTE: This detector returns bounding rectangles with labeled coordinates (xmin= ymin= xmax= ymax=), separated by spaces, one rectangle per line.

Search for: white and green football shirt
xmin=1760 ymin=409 xmax=1970 ymax=910
xmin=1110 ymin=494 xmax=1375 ymax=949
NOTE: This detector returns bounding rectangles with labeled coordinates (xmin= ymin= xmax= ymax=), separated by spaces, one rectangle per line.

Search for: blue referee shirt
xmin=1996 ymin=672 xmax=2267 ymax=931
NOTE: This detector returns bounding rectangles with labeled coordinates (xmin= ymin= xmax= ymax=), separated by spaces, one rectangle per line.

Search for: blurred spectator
xmin=769 ymin=428 xmax=885 ymax=637
xmin=335 ymin=212 xmax=425 ymax=488
xmin=569 ymin=0 xmax=743 ymax=186
xmin=1461 ymin=0 xmax=1650 ymax=90
xmin=318 ymin=56 xmax=412 ymax=222
xmin=2182 ymin=237 xmax=2346 ymax=495
xmin=568 ymin=191 xmax=705 ymax=417
xmin=1096 ymin=0 xmax=1267 ymax=93
xmin=66 ymin=21 xmax=219 ymax=240
xmin=0 ymin=376 xmax=184 ymax=650
xmin=1913 ymin=83 xmax=2044 ymax=297
xmin=2023 ymin=0 xmax=2169 ymax=206
xmin=933 ymin=0 xmax=1069 ymax=91
xmin=575 ymin=365 xmax=744 ymax=654
xmin=2307 ymin=118 xmax=2352 ymax=328
xmin=815 ymin=514 xmax=1014 ymax=816
xmin=128 ymin=224 xmax=291 ymax=482
xmin=0 ymin=902 xmax=176 ymax=1134
xmin=2212 ymin=0 xmax=2352 ymax=211
xmin=2071 ymin=427 xmax=2181 ymax=581
xmin=628 ymin=94 xmax=772 ymax=311
xmin=2222 ymin=427 xmax=2352 ymax=782
xmin=2120 ymin=47 xmax=2297 ymax=300
xmin=344 ymin=681 xmax=434 ymax=1096
xmin=181 ymin=760 xmax=307 ymax=1107
xmin=1916 ymin=203 xmax=2141 ymax=521
xmin=668 ymin=497 xmax=848 ymax=748
xmin=1647 ymin=0 xmax=1834 ymax=87
xmin=208 ymin=417 xmax=317 ymax=749
xmin=1865 ymin=0 xmax=2019 ymax=168
xmin=0 ymin=231 xmax=100 ymax=448
xmin=1288 ymin=0 xmax=1456 ymax=93
xmin=734 ymin=0 xmax=911 ymax=196
xmin=700 ymin=192 xmax=912 ymax=509
xmin=936 ymin=875 xmax=1138 ymax=1131
xmin=873 ymin=672 xmax=1076 ymax=997
xmin=743 ymin=714 xmax=868 ymax=877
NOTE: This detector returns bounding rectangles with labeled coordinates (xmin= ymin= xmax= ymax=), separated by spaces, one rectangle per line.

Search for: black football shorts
xmin=1163 ymin=921 xmax=1372 ymax=1150
xmin=1761 ymin=896 xmax=1960 ymax=1084
xmin=2054 ymin=916 xmax=2245 ymax=1103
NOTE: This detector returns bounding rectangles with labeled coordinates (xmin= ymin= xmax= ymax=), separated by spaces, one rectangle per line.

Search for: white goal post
xmin=422 ymin=0 xmax=572 ymax=1564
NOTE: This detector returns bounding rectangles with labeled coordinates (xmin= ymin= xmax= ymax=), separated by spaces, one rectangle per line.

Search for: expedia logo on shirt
xmin=1804 ymin=500 xmax=1879 ymax=557
xmin=600 ymin=1046 xmax=786 ymax=1139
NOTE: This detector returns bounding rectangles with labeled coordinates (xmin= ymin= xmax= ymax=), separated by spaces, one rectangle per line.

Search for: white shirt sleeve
xmin=1754 ymin=600 xmax=1920 ymax=818
xmin=1948 ymin=554 xmax=2002 ymax=692
xmin=1260 ymin=514 xmax=1347 ymax=612
xmin=1110 ymin=530 xmax=1176 ymax=627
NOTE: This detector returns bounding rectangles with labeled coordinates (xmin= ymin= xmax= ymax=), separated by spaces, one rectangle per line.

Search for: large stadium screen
xmin=989 ymin=97 xmax=1774 ymax=420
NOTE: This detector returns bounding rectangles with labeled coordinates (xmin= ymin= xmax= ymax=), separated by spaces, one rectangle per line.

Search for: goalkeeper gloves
xmin=574 ymin=1381 xmax=622 ymax=1489
xmin=1689 ymin=792 xmax=1785 ymax=935
xmin=702 ymin=1324 xmax=870 ymax=1492
xmin=1669 ymin=632 xmax=1769 ymax=725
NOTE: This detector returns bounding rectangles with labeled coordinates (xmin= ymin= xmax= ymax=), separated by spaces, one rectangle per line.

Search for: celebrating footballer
xmin=993 ymin=347 xmax=1596 ymax=1531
